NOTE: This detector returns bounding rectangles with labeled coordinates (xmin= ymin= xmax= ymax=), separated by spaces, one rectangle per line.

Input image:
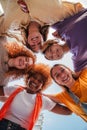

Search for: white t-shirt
xmin=3 ymin=85 xmax=56 ymax=129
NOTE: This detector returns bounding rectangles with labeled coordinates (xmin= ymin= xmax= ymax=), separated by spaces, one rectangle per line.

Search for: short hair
xmin=3 ymin=36 xmax=36 ymax=78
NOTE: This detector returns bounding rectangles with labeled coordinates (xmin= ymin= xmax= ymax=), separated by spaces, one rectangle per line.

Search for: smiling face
xmin=44 ymin=44 xmax=64 ymax=60
xmin=51 ymin=65 xmax=73 ymax=87
xmin=28 ymin=31 xmax=43 ymax=52
xmin=13 ymin=56 xmax=34 ymax=69
xmin=27 ymin=73 xmax=44 ymax=94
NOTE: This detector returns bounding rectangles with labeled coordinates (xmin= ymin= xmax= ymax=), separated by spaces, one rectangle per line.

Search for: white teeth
xmin=63 ymin=76 xmax=68 ymax=81
xmin=63 ymin=76 xmax=69 ymax=83
xmin=32 ymin=37 xmax=37 ymax=40
xmin=31 ymin=82 xmax=36 ymax=87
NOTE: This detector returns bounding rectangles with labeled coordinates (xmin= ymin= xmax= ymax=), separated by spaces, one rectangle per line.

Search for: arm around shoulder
xmin=50 ymin=103 xmax=72 ymax=115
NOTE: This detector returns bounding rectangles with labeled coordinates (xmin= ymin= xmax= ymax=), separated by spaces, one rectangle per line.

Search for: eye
xmin=49 ymin=47 xmax=53 ymax=53
xmin=37 ymin=42 xmax=41 ymax=46
xmin=56 ymin=73 xmax=59 ymax=78
xmin=38 ymin=79 xmax=43 ymax=84
xmin=61 ymin=68 xmax=64 ymax=72
xmin=57 ymin=49 xmax=59 ymax=52
xmin=36 ymin=36 xmax=39 ymax=39
xmin=54 ymin=72 xmax=59 ymax=78
xmin=25 ymin=57 xmax=29 ymax=64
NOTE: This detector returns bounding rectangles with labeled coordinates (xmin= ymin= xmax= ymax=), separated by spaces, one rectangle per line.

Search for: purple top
xmin=52 ymin=9 xmax=87 ymax=72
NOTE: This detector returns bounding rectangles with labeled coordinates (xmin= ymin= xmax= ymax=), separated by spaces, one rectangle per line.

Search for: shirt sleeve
xmin=3 ymin=85 xmax=19 ymax=97
xmin=42 ymin=95 xmax=56 ymax=111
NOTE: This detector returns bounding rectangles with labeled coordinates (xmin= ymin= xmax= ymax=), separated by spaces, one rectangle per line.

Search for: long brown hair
xmin=50 ymin=64 xmax=77 ymax=91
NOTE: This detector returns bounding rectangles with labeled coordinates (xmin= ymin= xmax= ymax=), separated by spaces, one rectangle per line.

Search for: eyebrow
xmin=53 ymin=72 xmax=58 ymax=77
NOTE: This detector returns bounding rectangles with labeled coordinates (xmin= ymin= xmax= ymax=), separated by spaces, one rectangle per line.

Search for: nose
xmin=60 ymin=73 xmax=65 ymax=79
xmin=33 ymin=79 xmax=39 ymax=85
xmin=52 ymin=51 xmax=57 ymax=58
xmin=32 ymin=38 xmax=39 ymax=44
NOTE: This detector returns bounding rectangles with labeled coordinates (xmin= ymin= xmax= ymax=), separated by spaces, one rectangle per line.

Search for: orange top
xmin=70 ymin=68 xmax=87 ymax=102
xmin=54 ymin=91 xmax=87 ymax=122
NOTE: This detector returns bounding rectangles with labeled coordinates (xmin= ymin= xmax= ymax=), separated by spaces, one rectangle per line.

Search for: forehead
xmin=52 ymin=65 xmax=64 ymax=73
xmin=30 ymin=72 xmax=44 ymax=79
xmin=53 ymin=65 xmax=61 ymax=70
xmin=18 ymin=56 xmax=26 ymax=58
xmin=45 ymin=43 xmax=59 ymax=55
xmin=52 ymin=65 xmax=70 ymax=74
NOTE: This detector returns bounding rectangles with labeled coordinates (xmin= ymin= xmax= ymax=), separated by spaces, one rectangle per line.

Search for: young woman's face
xmin=44 ymin=44 xmax=64 ymax=60
xmin=51 ymin=65 xmax=73 ymax=86
xmin=27 ymin=73 xmax=44 ymax=93
xmin=28 ymin=31 xmax=43 ymax=52
xmin=14 ymin=56 xmax=34 ymax=69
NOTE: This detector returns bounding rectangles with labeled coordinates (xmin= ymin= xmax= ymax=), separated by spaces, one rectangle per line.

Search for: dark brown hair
xmin=50 ymin=64 xmax=77 ymax=91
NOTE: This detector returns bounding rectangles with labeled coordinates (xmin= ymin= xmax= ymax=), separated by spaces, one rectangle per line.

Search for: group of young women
xmin=0 ymin=0 xmax=87 ymax=130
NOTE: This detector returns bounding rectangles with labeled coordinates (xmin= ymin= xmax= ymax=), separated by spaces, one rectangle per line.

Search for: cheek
xmin=18 ymin=65 xmax=25 ymax=69
xmin=22 ymin=65 xmax=26 ymax=69
xmin=28 ymin=37 xmax=31 ymax=44
xmin=28 ymin=36 xmax=33 ymax=45
xmin=38 ymin=37 xmax=42 ymax=42
xmin=45 ymin=52 xmax=50 ymax=59
xmin=55 ymin=77 xmax=62 ymax=84
xmin=37 ymin=84 xmax=42 ymax=91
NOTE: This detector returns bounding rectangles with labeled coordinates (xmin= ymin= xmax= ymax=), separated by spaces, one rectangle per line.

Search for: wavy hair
xmin=2 ymin=36 xmax=36 ymax=79
xmin=25 ymin=63 xmax=52 ymax=92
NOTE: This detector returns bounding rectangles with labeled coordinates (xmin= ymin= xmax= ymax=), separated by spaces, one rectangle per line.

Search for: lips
xmin=62 ymin=75 xmax=70 ymax=84
xmin=31 ymin=37 xmax=38 ymax=41
xmin=29 ymin=81 xmax=37 ymax=90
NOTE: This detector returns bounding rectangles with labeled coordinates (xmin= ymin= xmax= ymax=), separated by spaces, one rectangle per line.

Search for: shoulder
xmin=79 ymin=68 xmax=87 ymax=78
xmin=3 ymin=85 xmax=21 ymax=96
xmin=42 ymin=95 xmax=56 ymax=111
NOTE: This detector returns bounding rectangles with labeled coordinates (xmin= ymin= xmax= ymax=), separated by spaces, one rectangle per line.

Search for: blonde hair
xmin=25 ymin=63 xmax=52 ymax=91
xmin=41 ymin=39 xmax=58 ymax=53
